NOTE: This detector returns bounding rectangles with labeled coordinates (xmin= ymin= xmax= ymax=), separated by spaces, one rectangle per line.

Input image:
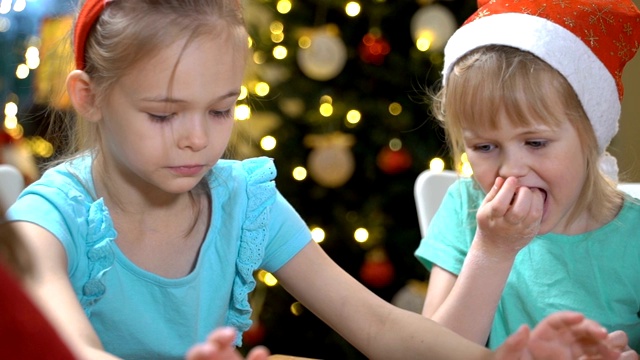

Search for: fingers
xmin=185 ymin=327 xmax=240 ymax=360
xmin=536 ymin=311 xmax=585 ymax=329
xmin=246 ymin=346 xmax=270 ymax=360
xmin=482 ymin=176 xmax=507 ymax=206
xmin=494 ymin=325 xmax=530 ymax=360
xmin=206 ymin=327 xmax=238 ymax=347
xmin=606 ymin=330 xmax=630 ymax=351
xmin=619 ymin=349 xmax=640 ymax=360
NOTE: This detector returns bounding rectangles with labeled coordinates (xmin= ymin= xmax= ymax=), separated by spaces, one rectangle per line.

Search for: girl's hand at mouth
xmin=475 ymin=176 xmax=545 ymax=260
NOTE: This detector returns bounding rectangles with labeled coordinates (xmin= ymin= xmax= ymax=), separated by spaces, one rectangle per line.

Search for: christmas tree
xmin=1 ymin=0 xmax=476 ymax=358
xmin=236 ymin=0 xmax=475 ymax=358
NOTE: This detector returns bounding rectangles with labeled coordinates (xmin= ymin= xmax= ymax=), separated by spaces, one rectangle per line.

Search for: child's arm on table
xmin=275 ymin=241 xmax=618 ymax=360
xmin=11 ymin=221 xmax=119 ymax=360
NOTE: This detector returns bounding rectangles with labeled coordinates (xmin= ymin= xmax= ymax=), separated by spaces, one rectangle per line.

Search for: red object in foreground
xmin=0 ymin=263 xmax=76 ymax=359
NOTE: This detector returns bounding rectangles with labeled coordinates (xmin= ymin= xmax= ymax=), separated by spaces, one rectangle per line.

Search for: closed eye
xmin=210 ymin=108 xmax=234 ymax=119
xmin=147 ymin=113 xmax=175 ymax=122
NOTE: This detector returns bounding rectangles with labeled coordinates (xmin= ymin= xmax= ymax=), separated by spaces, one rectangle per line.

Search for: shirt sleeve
xmin=414 ymin=178 xmax=480 ymax=275
xmin=262 ymin=190 xmax=312 ymax=272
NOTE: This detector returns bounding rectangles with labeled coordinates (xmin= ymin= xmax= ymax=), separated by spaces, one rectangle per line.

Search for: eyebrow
xmin=140 ymin=90 xmax=241 ymax=103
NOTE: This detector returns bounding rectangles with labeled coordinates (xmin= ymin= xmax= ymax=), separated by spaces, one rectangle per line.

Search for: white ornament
xmin=410 ymin=4 xmax=457 ymax=52
xmin=305 ymin=132 xmax=355 ymax=188
xmin=297 ymin=30 xmax=348 ymax=81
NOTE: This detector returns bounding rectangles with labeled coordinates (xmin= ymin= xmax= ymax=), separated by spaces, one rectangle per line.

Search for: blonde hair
xmin=42 ymin=0 xmax=249 ymax=233
xmin=64 ymin=0 xmax=248 ymax=158
xmin=433 ymin=45 xmax=622 ymax=226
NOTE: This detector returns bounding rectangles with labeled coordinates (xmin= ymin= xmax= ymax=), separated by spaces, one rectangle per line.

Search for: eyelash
xmin=147 ymin=109 xmax=234 ymax=123
xmin=470 ymin=140 xmax=548 ymax=153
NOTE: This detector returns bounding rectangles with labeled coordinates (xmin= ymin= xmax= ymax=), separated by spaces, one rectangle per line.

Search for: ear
xmin=66 ymin=70 xmax=101 ymax=122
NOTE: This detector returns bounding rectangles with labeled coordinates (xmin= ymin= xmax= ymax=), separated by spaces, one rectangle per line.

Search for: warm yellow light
xmin=253 ymin=51 xmax=267 ymax=64
xmin=254 ymin=82 xmax=270 ymax=97
xmin=319 ymin=103 xmax=333 ymax=117
xmin=238 ymin=86 xmax=248 ymax=100
xmin=388 ymin=102 xmax=402 ymax=115
xmin=273 ymin=45 xmax=287 ymax=59
xmin=298 ymin=36 xmax=311 ymax=49
xmin=28 ymin=136 xmax=54 ymax=158
xmin=4 ymin=102 xmax=17 ymax=117
xmin=4 ymin=115 xmax=17 ymax=129
xmin=311 ymin=227 xmax=325 ymax=243
xmin=429 ymin=157 xmax=445 ymax=172
xmin=292 ymin=166 xmax=307 ymax=181
xmin=345 ymin=2 xmax=361 ymax=17
xmin=354 ymin=228 xmax=369 ymax=243
xmin=346 ymin=109 xmax=361 ymax=124
xmin=270 ymin=21 xmax=284 ymax=34
xmin=257 ymin=269 xmax=278 ymax=286
xmin=25 ymin=56 xmax=39 ymax=69
xmin=15 ymin=64 xmax=29 ymax=79
xmin=276 ymin=0 xmax=292 ymax=14
xmin=461 ymin=162 xmax=473 ymax=177
xmin=290 ymin=302 xmax=303 ymax=316
xmin=234 ymin=104 xmax=251 ymax=121
xmin=260 ymin=135 xmax=276 ymax=151
xmin=319 ymin=95 xmax=333 ymax=104
xmin=460 ymin=152 xmax=473 ymax=176
xmin=5 ymin=124 xmax=23 ymax=139
xmin=271 ymin=32 xmax=284 ymax=43
xmin=25 ymin=46 xmax=39 ymax=69
xmin=416 ymin=37 xmax=431 ymax=52
xmin=264 ymin=272 xmax=278 ymax=286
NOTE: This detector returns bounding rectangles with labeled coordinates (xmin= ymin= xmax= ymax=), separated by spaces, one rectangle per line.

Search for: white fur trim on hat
xmin=442 ymin=13 xmax=620 ymax=155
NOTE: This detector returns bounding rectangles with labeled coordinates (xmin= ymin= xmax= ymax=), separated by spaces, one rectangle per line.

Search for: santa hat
xmin=442 ymin=0 xmax=640 ymax=178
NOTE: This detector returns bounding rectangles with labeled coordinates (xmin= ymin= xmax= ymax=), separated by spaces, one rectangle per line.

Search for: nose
xmin=498 ymin=149 xmax=529 ymax=179
xmin=177 ymin=114 xmax=209 ymax=152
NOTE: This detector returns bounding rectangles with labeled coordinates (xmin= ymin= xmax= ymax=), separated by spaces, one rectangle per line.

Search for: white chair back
xmin=413 ymin=169 xmax=458 ymax=238
xmin=618 ymin=182 xmax=640 ymax=199
xmin=0 ymin=164 xmax=25 ymax=213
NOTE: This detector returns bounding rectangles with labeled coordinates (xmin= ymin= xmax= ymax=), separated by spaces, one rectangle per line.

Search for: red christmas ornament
xmin=359 ymin=248 xmax=395 ymax=288
xmin=242 ymin=321 xmax=266 ymax=346
xmin=358 ymin=33 xmax=390 ymax=65
xmin=376 ymin=146 xmax=412 ymax=174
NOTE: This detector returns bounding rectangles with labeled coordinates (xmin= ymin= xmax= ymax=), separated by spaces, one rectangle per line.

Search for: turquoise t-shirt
xmin=7 ymin=155 xmax=312 ymax=360
xmin=415 ymin=177 xmax=640 ymax=351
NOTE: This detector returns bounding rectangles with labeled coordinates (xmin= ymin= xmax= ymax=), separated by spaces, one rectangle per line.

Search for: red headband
xmin=73 ymin=0 xmax=111 ymax=70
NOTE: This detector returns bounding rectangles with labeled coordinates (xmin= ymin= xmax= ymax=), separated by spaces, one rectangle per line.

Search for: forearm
xmin=357 ymin=303 xmax=496 ymax=360
xmin=429 ymin=240 xmax=515 ymax=345
xmin=277 ymin=242 xmax=496 ymax=360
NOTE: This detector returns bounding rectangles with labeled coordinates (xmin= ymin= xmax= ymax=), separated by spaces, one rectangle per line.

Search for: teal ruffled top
xmin=7 ymin=155 xmax=311 ymax=360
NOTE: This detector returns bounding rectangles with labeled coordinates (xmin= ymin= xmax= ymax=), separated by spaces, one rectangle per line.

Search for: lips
xmin=168 ymin=165 xmax=205 ymax=176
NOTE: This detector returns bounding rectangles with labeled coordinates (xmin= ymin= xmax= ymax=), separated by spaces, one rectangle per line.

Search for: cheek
xmin=466 ymin=156 xmax=496 ymax=189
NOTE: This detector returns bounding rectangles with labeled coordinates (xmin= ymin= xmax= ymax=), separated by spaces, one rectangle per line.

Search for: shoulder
xmin=443 ymin=176 xmax=484 ymax=209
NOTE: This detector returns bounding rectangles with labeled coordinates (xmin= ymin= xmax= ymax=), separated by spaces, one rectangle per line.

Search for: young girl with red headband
xmin=415 ymin=0 xmax=640 ymax=358
xmin=4 ymin=0 xmax=622 ymax=359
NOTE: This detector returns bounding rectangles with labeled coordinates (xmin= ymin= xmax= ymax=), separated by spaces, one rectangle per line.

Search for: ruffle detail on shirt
xmin=77 ymin=196 xmax=117 ymax=317
xmin=227 ymin=157 xmax=276 ymax=344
